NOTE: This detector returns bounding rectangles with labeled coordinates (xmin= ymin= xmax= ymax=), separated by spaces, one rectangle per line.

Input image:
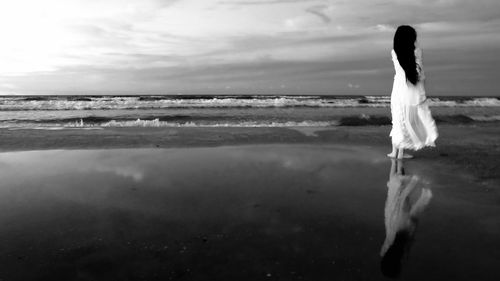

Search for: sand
xmin=1 ymin=124 xmax=499 ymax=183
xmin=0 ymin=125 xmax=499 ymax=280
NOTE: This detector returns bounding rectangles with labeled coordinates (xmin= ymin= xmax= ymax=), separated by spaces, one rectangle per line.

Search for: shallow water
xmin=0 ymin=145 xmax=498 ymax=280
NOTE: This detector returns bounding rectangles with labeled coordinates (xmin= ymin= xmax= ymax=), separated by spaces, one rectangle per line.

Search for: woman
xmin=388 ymin=25 xmax=438 ymax=159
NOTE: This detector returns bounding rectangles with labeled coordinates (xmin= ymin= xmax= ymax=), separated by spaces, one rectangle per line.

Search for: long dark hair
xmin=393 ymin=25 xmax=419 ymax=85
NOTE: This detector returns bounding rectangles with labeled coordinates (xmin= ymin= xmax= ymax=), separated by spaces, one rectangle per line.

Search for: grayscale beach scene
xmin=0 ymin=1 xmax=499 ymax=280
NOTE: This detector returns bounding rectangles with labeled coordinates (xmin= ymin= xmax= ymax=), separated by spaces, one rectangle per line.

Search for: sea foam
xmin=1 ymin=95 xmax=498 ymax=111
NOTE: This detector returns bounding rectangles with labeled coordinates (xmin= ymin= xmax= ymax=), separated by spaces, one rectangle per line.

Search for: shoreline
xmin=1 ymin=124 xmax=499 ymax=184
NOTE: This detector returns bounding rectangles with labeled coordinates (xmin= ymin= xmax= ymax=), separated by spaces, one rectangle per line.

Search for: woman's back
xmin=391 ymin=48 xmax=426 ymax=106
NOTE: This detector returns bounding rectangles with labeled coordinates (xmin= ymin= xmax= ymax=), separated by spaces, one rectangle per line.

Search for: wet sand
xmin=1 ymin=124 xmax=499 ymax=183
xmin=0 ymin=125 xmax=500 ymax=280
xmin=0 ymin=142 xmax=499 ymax=280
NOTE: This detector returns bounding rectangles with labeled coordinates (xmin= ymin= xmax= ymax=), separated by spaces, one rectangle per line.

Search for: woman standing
xmin=388 ymin=25 xmax=438 ymax=159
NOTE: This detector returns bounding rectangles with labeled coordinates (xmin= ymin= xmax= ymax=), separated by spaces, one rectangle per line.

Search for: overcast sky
xmin=0 ymin=0 xmax=499 ymax=95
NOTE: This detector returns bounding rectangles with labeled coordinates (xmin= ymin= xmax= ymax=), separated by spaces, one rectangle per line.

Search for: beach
xmin=1 ymin=123 xmax=499 ymax=183
xmin=2 ymin=0 xmax=500 ymax=278
xmin=0 ymin=123 xmax=499 ymax=280
xmin=1 ymin=91 xmax=499 ymax=281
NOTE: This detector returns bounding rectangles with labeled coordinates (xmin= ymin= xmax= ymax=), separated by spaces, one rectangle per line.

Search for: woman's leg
xmin=397 ymin=147 xmax=404 ymax=159
xmin=387 ymin=144 xmax=398 ymax=158
xmin=398 ymin=147 xmax=414 ymax=159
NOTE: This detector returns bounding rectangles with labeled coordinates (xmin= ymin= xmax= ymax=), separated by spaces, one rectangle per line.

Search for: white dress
xmin=390 ymin=48 xmax=438 ymax=150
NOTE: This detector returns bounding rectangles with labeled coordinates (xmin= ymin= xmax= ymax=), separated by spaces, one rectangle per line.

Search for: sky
xmin=0 ymin=0 xmax=499 ymax=96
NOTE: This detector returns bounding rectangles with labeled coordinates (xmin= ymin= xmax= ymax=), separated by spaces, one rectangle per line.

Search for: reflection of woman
xmin=380 ymin=159 xmax=432 ymax=278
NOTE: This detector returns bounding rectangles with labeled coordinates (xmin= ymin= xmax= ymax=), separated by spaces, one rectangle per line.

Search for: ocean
xmin=1 ymin=95 xmax=499 ymax=129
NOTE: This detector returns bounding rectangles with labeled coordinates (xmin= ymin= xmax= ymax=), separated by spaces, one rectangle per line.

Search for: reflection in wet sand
xmin=381 ymin=159 xmax=432 ymax=278
xmin=0 ymin=146 xmax=393 ymax=281
xmin=0 ymin=146 xmax=499 ymax=280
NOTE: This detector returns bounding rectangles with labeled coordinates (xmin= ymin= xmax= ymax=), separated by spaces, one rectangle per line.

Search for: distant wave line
xmin=0 ymin=96 xmax=498 ymax=111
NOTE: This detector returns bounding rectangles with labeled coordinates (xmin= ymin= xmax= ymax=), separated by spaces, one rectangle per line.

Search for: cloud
xmin=305 ymin=6 xmax=332 ymax=23
xmin=219 ymin=0 xmax=318 ymax=6
xmin=0 ymin=0 xmax=499 ymax=95
xmin=1 ymin=83 xmax=17 ymax=89
xmin=374 ymin=24 xmax=395 ymax=32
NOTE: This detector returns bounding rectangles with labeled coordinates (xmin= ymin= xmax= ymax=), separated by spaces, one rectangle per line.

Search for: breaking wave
xmin=0 ymin=95 xmax=499 ymax=111
xmin=2 ymin=114 xmax=499 ymax=129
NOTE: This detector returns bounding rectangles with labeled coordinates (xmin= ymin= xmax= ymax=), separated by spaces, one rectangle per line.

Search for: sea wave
xmin=0 ymin=119 xmax=339 ymax=128
xmin=1 ymin=113 xmax=499 ymax=129
xmin=0 ymin=95 xmax=499 ymax=111
xmin=101 ymin=119 xmax=338 ymax=128
xmin=0 ymin=96 xmax=361 ymax=110
xmin=469 ymin=115 xmax=500 ymax=122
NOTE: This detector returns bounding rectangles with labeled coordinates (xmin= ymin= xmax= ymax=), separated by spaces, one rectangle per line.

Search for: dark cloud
xmin=219 ymin=0 xmax=317 ymax=6
xmin=305 ymin=6 xmax=331 ymax=23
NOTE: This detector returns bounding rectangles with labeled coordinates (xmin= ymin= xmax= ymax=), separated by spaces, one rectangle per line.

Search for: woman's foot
xmin=396 ymin=153 xmax=414 ymax=159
